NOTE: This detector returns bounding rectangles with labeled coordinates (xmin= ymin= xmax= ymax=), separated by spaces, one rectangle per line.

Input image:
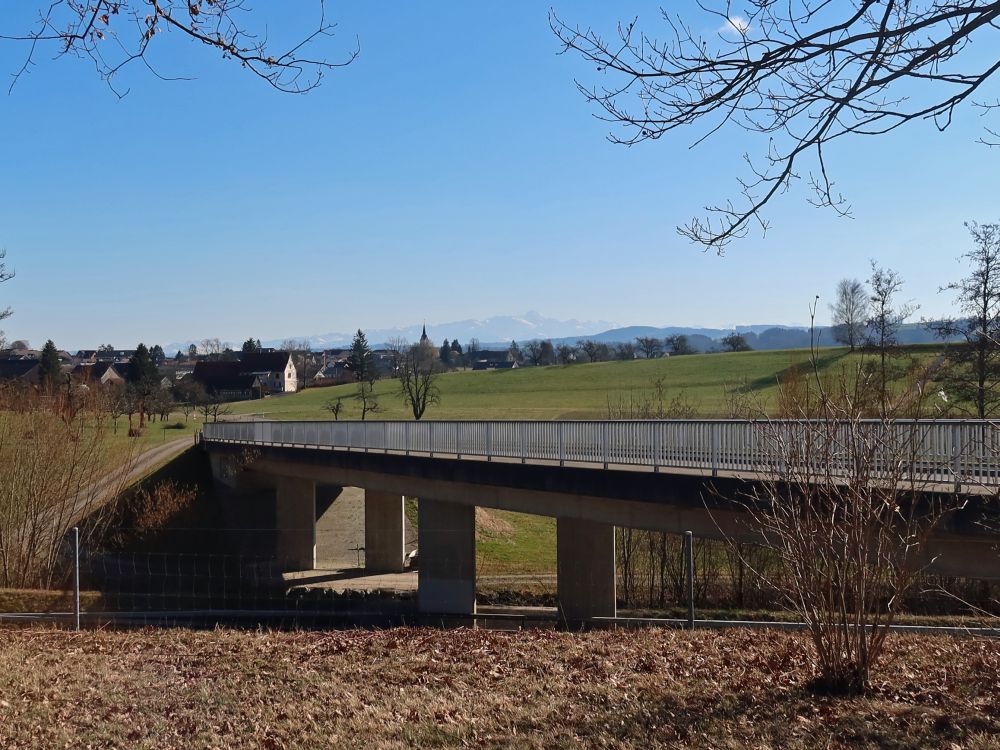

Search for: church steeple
xmin=420 ymin=322 xmax=429 ymax=344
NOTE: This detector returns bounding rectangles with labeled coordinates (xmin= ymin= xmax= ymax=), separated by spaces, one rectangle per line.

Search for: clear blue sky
xmin=1 ymin=2 xmax=998 ymax=350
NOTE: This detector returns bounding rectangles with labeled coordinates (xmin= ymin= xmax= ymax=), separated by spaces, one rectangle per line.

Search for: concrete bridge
xmin=201 ymin=419 xmax=1000 ymax=621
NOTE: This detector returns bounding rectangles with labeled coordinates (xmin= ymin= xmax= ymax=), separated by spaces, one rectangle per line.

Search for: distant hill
xmin=157 ymin=315 xmax=954 ymax=356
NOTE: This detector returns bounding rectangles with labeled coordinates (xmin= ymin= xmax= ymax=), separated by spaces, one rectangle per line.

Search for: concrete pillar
xmin=417 ymin=498 xmax=476 ymax=614
xmin=275 ymin=477 xmax=316 ymax=571
xmin=557 ymin=517 xmax=616 ymax=622
xmin=315 ymin=484 xmax=344 ymax=567
xmin=365 ymin=490 xmax=405 ymax=573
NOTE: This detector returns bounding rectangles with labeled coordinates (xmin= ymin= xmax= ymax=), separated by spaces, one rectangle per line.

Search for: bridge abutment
xmin=557 ymin=517 xmax=616 ymax=622
xmin=275 ymin=477 xmax=316 ymax=571
xmin=417 ymin=498 xmax=476 ymax=615
xmin=364 ymin=490 xmax=406 ymax=573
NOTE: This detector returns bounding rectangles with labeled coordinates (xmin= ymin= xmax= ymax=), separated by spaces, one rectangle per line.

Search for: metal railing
xmin=201 ymin=419 xmax=1000 ymax=485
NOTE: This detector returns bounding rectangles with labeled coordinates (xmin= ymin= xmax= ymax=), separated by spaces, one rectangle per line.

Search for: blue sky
xmin=1 ymin=2 xmax=998 ymax=350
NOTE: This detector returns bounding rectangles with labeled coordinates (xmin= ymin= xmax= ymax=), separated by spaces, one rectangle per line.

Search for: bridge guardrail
xmin=201 ymin=419 xmax=1000 ymax=487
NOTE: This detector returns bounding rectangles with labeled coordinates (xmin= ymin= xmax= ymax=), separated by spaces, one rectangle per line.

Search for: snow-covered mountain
xmin=162 ymin=311 xmax=618 ymax=353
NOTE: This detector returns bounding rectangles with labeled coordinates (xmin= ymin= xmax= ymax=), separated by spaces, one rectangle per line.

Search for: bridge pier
xmin=275 ymin=477 xmax=316 ymax=571
xmin=364 ymin=490 xmax=406 ymax=573
xmin=557 ymin=517 xmax=616 ymax=623
xmin=417 ymin=498 xmax=476 ymax=615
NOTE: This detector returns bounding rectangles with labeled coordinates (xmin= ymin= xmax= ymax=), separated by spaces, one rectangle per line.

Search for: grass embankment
xmin=0 ymin=627 xmax=996 ymax=749
xmin=229 ymin=347 xmax=887 ymax=421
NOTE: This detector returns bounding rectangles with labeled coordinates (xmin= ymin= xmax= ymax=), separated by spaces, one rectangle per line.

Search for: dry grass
xmin=0 ymin=627 xmax=997 ymax=749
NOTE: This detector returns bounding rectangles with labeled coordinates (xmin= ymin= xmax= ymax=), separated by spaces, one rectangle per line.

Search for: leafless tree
xmin=397 ymin=343 xmax=440 ymax=421
xmin=2 ymin=1 xmax=358 ymax=96
xmin=192 ymin=383 xmax=231 ymax=423
xmin=199 ymin=337 xmax=225 ymax=357
xmin=665 ymin=334 xmax=694 ymax=356
xmin=928 ymin=221 xmax=1000 ymax=417
xmin=729 ymin=401 xmax=964 ymax=693
xmin=830 ymin=278 xmax=869 ymax=351
xmin=0 ymin=387 xmax=136 ymax=589
xmin=354 ymin=378 xmax=381 ymax=421
xmin=635 ymin=336 xmax=663 ymax=359
xmin=552 ymin=2 xmax=1000 ymax=251
xmin=323 ymin=397 xmax=344 ymax=420
xmin=556 ymin=343 xmax=578 ymax=365
xmin=615 ymin=341 xmax=636 ymax=361
xmin=865 ymin=262 xmax=916 ymax=416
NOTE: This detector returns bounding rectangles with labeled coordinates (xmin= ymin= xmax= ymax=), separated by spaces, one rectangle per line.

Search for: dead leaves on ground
xmin=0 ymin=626 xmax=997 ymax=748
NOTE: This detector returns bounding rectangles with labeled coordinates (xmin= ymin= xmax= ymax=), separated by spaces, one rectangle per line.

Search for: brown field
xmin=0 ymin=626 xmax=998 ymax=749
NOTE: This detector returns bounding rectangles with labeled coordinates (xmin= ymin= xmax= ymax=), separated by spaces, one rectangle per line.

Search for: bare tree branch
xmin=2 ymin=1 xmax=358 ymax=95
xmin=552 ymin=2 xmax=1000 ymax=252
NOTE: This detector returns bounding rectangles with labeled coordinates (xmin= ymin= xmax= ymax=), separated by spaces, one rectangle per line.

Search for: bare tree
xmin=323 ymin=397 xmax=344 ymax=420
xmin=2 ymin=1 xmax=357 ymax=95
xmin=720 ymin=332 xmax=752 ymax=352
xmin=865 ymin=262 xmax=916 ymax=416
xmin=665 ymin=334 xmax=694 ymax=356
xmin=614 ymin=341 xmax=636 ymax=361
xmin=354 ymin=378 xmax=381 ymax=421
xmin=555 ymin=343 xmax=578 ymax=365
xmin=397 ymin=342 xmax=440 ymax=421
xmin=830 ymin=278 xmax=869 ymax=351
xmin=929 ymin=221 xmax=1000 ymax=417
xmin=199 ymin=337 xmax=225 ymax=357
xmin=0 ymin=386 xmax=136 ymax=589
xmin=730 ymin=398 xmax=964 ymax=694
xmin=0 ymin=248 xmax=13 ymax=349
xmin=635 ymin=336 xmax=663 ymax=359
xmin=552 ymin=3 xmax=1000 ymax=251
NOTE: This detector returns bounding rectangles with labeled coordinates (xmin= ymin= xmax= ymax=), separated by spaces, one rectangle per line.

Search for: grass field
xmin=228 ymin=347 xmax=881 ymax=421
xmin=0 ymin=627 xmax=996 ymax=749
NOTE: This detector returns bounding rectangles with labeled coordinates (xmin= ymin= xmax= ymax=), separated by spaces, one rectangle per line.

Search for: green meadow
xmin=227 ymin=347 xmax=884 ymax=422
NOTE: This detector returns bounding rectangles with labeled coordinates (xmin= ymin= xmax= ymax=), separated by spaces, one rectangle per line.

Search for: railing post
xmin=457 ymin=422 xmax=462 ymax=460
xmin=602 ymin=422 xmax=609 ymax=469
xmin=520 ymin=422 xmax=526 ymax=464
xmin=685 ymin=530 xmax=695 ymax=630
xmin=952 ymin=423 xmax=962 ymax=492
xmin=487 ymin=422 xmax=492 ymax=462
xmin=558 ymin=424 xmax=565 ymax=467
xmin=405 ymin=421 xmax=410 ymax=456
xmin=72 ymin=526 xmax=80 ymax=632
xmin=711 ymin=422 xmax=719 ymax=477
xmin=430 ymin=422 xmax=435 ymax=458
xmin=383 ymin=421 xmax=388 ymax=453
xmin=653 ymin=422 xmax=661 ymax=473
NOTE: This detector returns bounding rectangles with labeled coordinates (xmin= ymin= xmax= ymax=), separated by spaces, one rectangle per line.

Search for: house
xmin=192 ymin=351 xmax=297 ymax=400
xmin=96 ymin=349 xmax=135 ymax=363
xmin=0 ymin=359 xmax=40 ymax=383
xmin=471 ymin=350 xmax=518 ymax=371
xmin=198 ymin=373 xmax=265 ymax=402
xmin=238 ymin=351 xmax=298 ymax=393
xmin=70 ymin=362 xmax=125 ymax=387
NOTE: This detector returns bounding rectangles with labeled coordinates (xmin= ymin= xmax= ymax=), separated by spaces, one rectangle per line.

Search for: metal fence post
xmin=558 ymin=424 xmax=565 ymax=467
xmin=685 ymin=530 xmax=695 ymax=630
xmin=72 ymin=526 xmax=81 ymax=632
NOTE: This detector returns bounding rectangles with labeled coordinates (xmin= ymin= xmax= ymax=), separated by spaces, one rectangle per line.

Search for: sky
xmin=1 ymin=2 xmax=999 ymax=350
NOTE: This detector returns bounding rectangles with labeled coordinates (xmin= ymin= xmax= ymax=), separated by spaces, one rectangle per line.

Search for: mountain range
xmin=159 ymin=313 xmax=947 ymax=355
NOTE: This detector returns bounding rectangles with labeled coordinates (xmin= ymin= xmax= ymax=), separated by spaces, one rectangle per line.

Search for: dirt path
xmin=65 ymin=435 xmax=197 ymax=527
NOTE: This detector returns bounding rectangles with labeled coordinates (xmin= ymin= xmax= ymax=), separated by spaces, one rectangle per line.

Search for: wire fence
xmin=3 ymin=524 xmax=998 ymax=634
